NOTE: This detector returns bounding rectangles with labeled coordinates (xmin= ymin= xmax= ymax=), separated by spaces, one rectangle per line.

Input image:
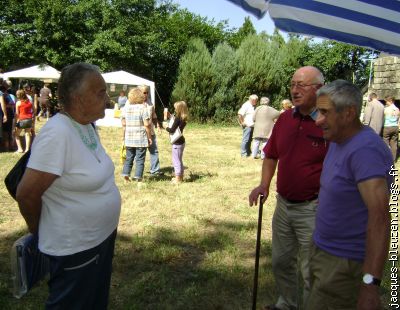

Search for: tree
xmin=268 ymin=33 xmax=310 ymax=107
xmin=227 ymin=17 xmax=257 ymax=49
xmin=234 ymin=34 xmax=282 ymax=109
xmin=147 ymin=6 xmax=227 ymax=114
xmin=0 ymin=0 xmax=227 ymax=112
xmin=209 ymin=42 xmax=238 ymax=122
xmin=304 ymin=40 xmax=376 ymax=87
xmin=171 ymin=38 xmax=214 ymax=122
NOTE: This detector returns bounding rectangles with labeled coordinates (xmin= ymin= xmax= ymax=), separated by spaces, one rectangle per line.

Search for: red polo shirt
xmin=264 ymin=108 xmax=328 ymax=201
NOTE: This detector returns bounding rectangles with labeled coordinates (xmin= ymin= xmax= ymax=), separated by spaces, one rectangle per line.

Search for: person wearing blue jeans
xmin=121 ymin=87 xmax=152 ymax=183
xmin=238 ymin=94 xmax=258 ymax=157
xmin=122 ymin=146 xmax=147 ymax=180
xmin=139 ymin=85 xmax=162 ymax=175
xmin=241 ymin=125 xmax=254 ymax=157
xmin=148 ymin=133 xmax=161 ymax=174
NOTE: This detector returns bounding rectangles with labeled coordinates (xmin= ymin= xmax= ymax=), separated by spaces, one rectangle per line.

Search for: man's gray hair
xmin=317 ymin=80 xmax=362 ymax=116
xmin=249 ymin=94 xmax=258 ymax=101
xmin=260 ymin=97 xmax=270 ymax=105
xmin=57 ymin=63 xmax=100 ymax=107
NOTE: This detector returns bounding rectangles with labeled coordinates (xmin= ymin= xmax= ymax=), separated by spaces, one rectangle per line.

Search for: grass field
xmin=0 ymin=122 xmax=397 ymax=309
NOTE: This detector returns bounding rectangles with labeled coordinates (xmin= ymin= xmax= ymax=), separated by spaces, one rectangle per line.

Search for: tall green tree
xmin=268 ymin=33 xmax=310 ymax=107
xmin=209 ymin=42 xmax=238 ymax=122
xmin=147 ymin=6 xmax=227 ymax=113
xmin=234 ymin=34 xmax=281 ymax=108
xmin=227 ymin=16 xmax=257 ymax=49
xmin=0 ymin=0 xmax=227 ymax=110
xmin=171 ymin=38 xmax=214 ymax=122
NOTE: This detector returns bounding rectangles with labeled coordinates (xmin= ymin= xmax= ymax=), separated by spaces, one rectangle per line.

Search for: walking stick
xmin=252 ymin=194 xmax=264 ymax=310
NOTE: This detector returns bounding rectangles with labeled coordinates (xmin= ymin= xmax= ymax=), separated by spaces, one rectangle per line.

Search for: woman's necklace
xmin=64 ymin=112 xmax=101 ymax=162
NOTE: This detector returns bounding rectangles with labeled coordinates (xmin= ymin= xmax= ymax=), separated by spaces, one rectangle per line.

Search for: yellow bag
xmin=120 ymin=144 xmax=126 ymax=164
xmin=114 ymin=109 xmax=121 ymax=118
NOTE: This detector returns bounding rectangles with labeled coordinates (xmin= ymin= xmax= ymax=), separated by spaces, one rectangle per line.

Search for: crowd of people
xmin=120 ymin=85 xmax=188 ymax=185
xmin=0 ymin=79 xmax=53 ymax=153
xmin=7 ymin=61 xmax=396 ymax=309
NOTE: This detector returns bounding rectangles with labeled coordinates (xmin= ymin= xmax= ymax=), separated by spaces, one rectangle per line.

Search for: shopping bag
xmin=10 ymin=234 xmax=50 ymax=298
xmin=120 ymin=143 xmax=126 ymax=164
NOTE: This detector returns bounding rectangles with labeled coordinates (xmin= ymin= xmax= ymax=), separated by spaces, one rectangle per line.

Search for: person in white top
xmin=16 ymin=63 xmax=121 ymax=309
xmin=238 ymin=94 xmax=258 ymax=157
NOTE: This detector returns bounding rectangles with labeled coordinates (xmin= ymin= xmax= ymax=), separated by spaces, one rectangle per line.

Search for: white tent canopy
xmin=3 ymin=64 xmax=60 ymax=81
xmin=101 ymin=70 xmax=155 ymax=105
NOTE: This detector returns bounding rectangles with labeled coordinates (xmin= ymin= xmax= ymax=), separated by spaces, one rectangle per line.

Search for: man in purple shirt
xmin=308 ymin=80 xmax=392 ymax=310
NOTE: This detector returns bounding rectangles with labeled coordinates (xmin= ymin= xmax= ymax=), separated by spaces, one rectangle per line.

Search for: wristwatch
xmin=362 ymin=273 xmax=381 ymax=286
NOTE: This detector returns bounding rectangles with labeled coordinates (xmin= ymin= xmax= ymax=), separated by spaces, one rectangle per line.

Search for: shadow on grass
xmin=111 ymin=220 xmax=275 ymax=310
xmin=186 ymin=170 xmax=214 ymax=183
xmin=0 ymin=220 xmax=275 ymax=310
xmin=147 ymin=167 xmax=215 ymax=183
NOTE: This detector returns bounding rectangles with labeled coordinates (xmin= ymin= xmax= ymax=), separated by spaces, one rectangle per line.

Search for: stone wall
xmin=370 ymin=56 xmax=400 ymax=99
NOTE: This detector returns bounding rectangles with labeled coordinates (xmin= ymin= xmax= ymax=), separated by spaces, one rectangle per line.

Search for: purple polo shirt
xmin=264 ymin=108 xmax=328 ymax=201
xmin=314 ymin=126 xmax=393 ymax=261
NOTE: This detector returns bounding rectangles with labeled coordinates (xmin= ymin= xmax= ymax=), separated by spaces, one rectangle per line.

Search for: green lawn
xmin=0 ymin=122 xmax=396 ymax=309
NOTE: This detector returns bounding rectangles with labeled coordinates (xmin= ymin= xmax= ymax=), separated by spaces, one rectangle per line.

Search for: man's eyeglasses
xmin=290 ymin=82 xmax=321 ymax=89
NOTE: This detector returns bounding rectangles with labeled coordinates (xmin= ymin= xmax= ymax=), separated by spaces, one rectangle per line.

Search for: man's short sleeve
xmin=238 ymin=103 xmax=247 ymax=116
xmin=350 ymin=146 xmax=392 ymax=183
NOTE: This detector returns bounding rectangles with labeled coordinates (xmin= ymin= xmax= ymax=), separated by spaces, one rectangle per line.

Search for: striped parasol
xmin=227 ymin=0 xmax=400 ymax=55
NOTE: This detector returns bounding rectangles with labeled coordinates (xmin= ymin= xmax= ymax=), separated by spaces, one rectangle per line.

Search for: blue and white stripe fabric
xmin=227 ymin=0 xmax=400 ymax=55
xmin=227 ymin=0 xmax=269 ymax=18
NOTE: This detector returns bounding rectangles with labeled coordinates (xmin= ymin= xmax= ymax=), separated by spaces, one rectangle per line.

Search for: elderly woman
xmin=252 ymin=96 xmax=280 ymax=159
xmin=16 ymin=63 xmax=121 ymax=309
xmin=121 ymin=87 xmax=152 ymax=183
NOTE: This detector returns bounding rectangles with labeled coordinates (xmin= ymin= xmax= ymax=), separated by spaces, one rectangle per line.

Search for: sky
xmin=173 ymin=0 xmax=276 ymax=35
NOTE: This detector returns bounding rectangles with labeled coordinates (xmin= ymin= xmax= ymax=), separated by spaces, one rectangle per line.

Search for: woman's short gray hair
xmin=260 ymin=97 xmax=270 ymax=105
xmin=316 ymin=80 xmax=362 ymax=116
xmin=57 ymin=63 xmax=100 ymax=107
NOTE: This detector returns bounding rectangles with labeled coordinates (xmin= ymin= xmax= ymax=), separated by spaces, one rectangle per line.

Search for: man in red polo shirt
xmin=249 ymin=66 xmax=328 ymax=310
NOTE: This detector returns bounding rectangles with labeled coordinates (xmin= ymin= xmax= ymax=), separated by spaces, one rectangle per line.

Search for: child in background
xmin=166 ymin=101 xmax=188 ymax=184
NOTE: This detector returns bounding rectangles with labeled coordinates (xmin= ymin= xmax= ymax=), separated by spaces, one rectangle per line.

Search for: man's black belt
xmin=285 ymin=195 xmax=318 ymax=204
